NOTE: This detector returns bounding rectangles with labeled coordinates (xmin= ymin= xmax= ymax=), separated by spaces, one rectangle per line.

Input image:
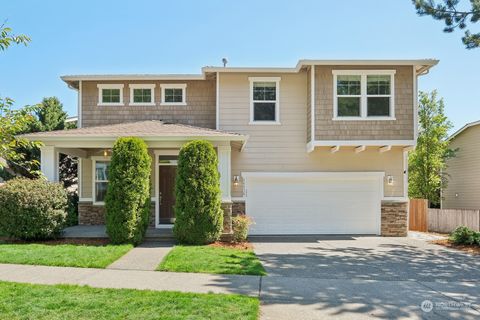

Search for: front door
xmin=159 ymin=165 xmax=177 ymax=224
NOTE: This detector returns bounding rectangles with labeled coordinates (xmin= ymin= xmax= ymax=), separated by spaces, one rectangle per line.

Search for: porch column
xmin=40 ymin=145 xmax=59 ymax=181
xmin=217 ymin=146 xmax=231 ymax=202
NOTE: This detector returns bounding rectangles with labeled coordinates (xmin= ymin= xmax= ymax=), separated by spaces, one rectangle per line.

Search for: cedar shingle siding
xmin=81 ymin=80 xmax=216 ymax=128
xmin=314 ymin=65 xmax=414 ymax=141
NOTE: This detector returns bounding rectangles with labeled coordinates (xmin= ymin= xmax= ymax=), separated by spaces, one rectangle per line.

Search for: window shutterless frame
xmin=97 ymin=84 xmax=124 ymax=106
xmin=92 ymin=156 xmax=111 ymax=205
xmin=332 ymin=70 xmax=396 ymax=120
xmin=248 ymin=77 xmax=281 ymax=125
xmin=129 ymin=84 xmax=155 ymax=106
xmin=160 ymin=84 xmax=187 ymax=106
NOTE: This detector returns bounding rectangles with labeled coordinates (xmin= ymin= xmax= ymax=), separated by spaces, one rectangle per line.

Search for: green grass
xmin=158 ymin=245 xmax=266 ymax=275
xmin=0 ymin=281 xmax=259 ymax=320
xmin=0 ymin=243 xmax=132 ymax=268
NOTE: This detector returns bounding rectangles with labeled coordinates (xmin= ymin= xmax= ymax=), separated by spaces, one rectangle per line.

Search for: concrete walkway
xmin=107 ymin=241 xmax=173 ymax=271
xmin=0 ymin=263 xmax=260 ymax=296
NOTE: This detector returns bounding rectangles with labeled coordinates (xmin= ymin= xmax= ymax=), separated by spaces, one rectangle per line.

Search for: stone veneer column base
xmin=381 ymin=201 xmax=408 ymax=237
xmin=232 ymin=201 xmax=246 ymax=216
xmin=220 ymin=201 xmax=233 ymax=242
xmin=78 ymin=202 xmax=156 ymax=227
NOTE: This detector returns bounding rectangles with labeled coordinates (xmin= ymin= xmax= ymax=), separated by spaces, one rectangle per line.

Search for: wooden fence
xmin=428 ymin=208 xmax=480 ymax=233
xmin=409 ymin=199 xmax=428 ymax=232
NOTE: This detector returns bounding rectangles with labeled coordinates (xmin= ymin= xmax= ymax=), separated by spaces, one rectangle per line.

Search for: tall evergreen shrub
xmin=105 ymin=137 xmax=151 ymax=245
xmin=173 ymin=140 xmax=223 ymax=244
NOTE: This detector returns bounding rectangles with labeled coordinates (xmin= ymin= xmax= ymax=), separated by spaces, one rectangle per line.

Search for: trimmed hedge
xmin=105 ymin=137 xmax=151 ymax=245
xmin=173 ymin=140 xmax=223 ymax=244
xmin=0 ymin=178 xmax=67 ymax=240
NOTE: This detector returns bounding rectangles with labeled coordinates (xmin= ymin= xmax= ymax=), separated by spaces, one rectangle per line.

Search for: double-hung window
xmin=249 ymin=77 xmax=280 ymax=124
xmin=160 ymin=84 xmax=187 ymax=105
xmin=93 ymin=159 xmax=110 ymax=204
xmin=129 ymin=84 xmax=155 ymax=106
xmin=333 ymin=70 xmax=395 ymax=120
xmin=97 ymin=84 xmax=124 ymax=106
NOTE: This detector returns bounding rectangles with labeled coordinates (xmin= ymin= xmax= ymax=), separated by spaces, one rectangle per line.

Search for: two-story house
xmin=23 ymin=59 xmax=438 ymax=236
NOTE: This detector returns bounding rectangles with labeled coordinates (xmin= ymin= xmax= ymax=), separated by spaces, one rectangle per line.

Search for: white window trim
xmin=248 ymin=77 xmax=281 ymax=125
xmin=332 ymin=70 xmax=395 ymax=121
xmin=92 ymin=156 xmax=111 ymax=205
xmin=160 ymin=84 xmax=187 ymax=106
xmin=97 ymin=84 xmax=124 ymax=106
xmin=129 ymin=84 xmax=156 ymax=106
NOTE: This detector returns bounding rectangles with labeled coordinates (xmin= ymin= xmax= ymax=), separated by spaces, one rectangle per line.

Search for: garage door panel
xmin=245 ymin=174 xmax=382 ymax=235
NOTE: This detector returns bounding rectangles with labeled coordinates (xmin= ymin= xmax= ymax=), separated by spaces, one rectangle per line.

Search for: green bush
xmin=449 ymin=226 xmax=480 ymax=246
xmin=173 ymin=140 xmax=223 ymax=244
xmin=232 ymin=215 xmax=253 ymax=243
xmin=105 ymin=137 xmax=151 ymax=245
xmin=0 ymin=178 xmax=67 ymax=240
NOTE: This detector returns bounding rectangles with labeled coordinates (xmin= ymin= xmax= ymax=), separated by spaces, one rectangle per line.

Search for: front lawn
xmin=0 ymin=281 xmax=259 ymax=320
xmin=158 ymin=245 xmax=266 ymax=275
xmin=0 ymin=243 xmax=132 ymax=268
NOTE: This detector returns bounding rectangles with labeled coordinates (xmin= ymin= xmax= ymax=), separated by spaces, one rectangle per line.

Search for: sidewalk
xmin=107 ymin=241 xmax=173 ymax=271
xmin=0 ymin=263 xmax=260 ymax=296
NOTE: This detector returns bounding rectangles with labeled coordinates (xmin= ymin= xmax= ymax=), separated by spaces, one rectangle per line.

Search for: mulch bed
xmin=209 ymin=241 xmax=253 ymax=250
xmin=0 ymin=237 xmax=110 ymax=246
xmin=431 ymin=239 xmax=480 ymax=255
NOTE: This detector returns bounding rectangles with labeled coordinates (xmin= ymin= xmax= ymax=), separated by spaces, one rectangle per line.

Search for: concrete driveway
xmin=252 ymin=235 xmax=480 ymax=319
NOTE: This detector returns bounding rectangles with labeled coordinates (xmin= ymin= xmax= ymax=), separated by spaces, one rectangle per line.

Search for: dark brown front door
xmin=159 ymin=166 xmax=177 ymax=224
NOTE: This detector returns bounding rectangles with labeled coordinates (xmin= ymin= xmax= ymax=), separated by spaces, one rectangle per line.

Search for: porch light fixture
xmin=103 ymin=149 xmax=109 ymax=158
xmin=387 ymin=175 xmax=394 ymax=186
xmin=233 ymin=175 xmax=240 ymax=186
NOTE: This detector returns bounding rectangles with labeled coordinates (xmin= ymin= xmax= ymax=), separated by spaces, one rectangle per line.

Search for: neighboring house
xmin=21 ymin=59 xmax=438 ymax=236
xmin=442 ymin=120 xmax=480 ymax=210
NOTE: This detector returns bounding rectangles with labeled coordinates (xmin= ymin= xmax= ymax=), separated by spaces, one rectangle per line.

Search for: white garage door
xmin=243 ymin=172 xmax=384 ymax=235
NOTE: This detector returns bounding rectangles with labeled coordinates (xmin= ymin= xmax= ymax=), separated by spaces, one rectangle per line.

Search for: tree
xmin=105 ymin=137 xmax=151 ymax=245
xmin=413 ymin=0 xmax=480 ymax=49
xmin=408 ymin=90 xmax=456 ymax=207
xmin=0 ymin=98 xmax=40 ymax=174
xmin=3 ymin=97 xmax=77 ymax=186
xmin=30 ymin=97 xmax=67 ymax=132
xmin=173 ymin=140 xmax=223 ymax=244
xmin=0 ymin=21 xmax=30 ymax=51
xmin=0 ymin=22 xmax=36 ymax=175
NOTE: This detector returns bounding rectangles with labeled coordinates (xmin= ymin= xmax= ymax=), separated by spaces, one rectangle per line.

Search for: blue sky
xmin=1 ymin=0 xmax=479 ymax=132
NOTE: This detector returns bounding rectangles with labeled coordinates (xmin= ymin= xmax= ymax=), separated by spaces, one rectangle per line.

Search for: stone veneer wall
xmin=78 ymin=202 xmax=156 ymax=227
xmin=232 ymin=201 xmax=246 ymax=216
xmin=381 ymin=201 xmax=408 ymax=237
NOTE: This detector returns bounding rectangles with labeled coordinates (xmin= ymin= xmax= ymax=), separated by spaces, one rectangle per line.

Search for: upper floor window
xmin=97 ymin=84 xmax=124 ymax=106
xmin=333 ymin=70 xmax=395 ymax=120
xmin=160 ymin=84 xmax=187 ymax=105
xmin=249 ymin=77 xmax=280 ymax=124
xmin=129 ymin=84 xmax=155 ymax=106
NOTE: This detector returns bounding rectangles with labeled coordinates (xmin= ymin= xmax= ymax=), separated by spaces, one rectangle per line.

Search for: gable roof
xmin=19 ymin=120 xmax=247 ymax=142
xmin=448 ymin=120 xmax=480 ymax=141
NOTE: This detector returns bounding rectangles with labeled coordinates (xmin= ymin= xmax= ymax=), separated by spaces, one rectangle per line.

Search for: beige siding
xmin=315 ymin=65 xmax=414 ymax=140
xmin=218 ymin=72 xmax=405 ymax=198
xmin=306 ymin=67 xmax=311 ymax=143
xmin=443 ymin=125 xmax=480 ymax=209
xmin=80 ymin=158 xmax=92 ymax=198
xmin=81 ymin=80 xmax=216 ymax=128
xmin=80 ymin=149 xmax=156 ymax=200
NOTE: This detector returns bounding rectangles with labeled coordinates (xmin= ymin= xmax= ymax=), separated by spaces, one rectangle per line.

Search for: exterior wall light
xmin=387 ymin=175 xmax=394 ymax=186
xmin=233 ymin=175 xmax=240 ymax=186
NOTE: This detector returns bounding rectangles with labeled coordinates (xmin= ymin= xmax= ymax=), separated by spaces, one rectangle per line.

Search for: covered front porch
xmin=21 ymin=120 xmax=247 ymax=235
